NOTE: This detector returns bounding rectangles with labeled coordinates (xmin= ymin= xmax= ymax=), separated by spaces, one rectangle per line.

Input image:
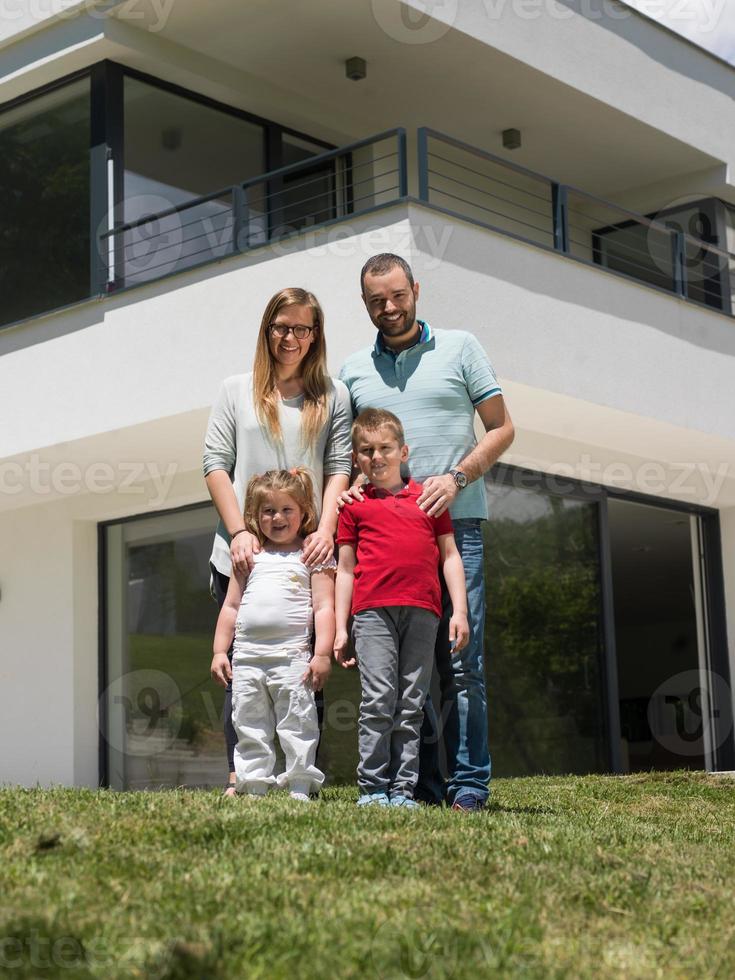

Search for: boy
xmin=334 ymin=408 xmax=469 ymax=808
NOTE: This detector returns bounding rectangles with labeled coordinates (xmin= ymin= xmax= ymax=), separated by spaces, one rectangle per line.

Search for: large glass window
xmin=277 ymin=132 xmax=337 ymax=234
xmin=484 ymin=473 xmax=608 ymax=777
xmin=0 ymin=65 xmax=339 ymax=322
xmin=0 ymin=78 xmax=90 ymax=327
xmin=121 ymin=77 xmax=267 ymax=285
xmin=103 ymin=506 xmax=362 ymax=789
xmin=104 ymin=508 xmax=223 ymax=790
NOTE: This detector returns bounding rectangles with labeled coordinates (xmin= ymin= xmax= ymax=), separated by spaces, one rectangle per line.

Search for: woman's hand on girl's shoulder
xmin=302 ymin=529 xmax=335 ymax=567
xmin=230 ymin=529 xmax=260 ymax=574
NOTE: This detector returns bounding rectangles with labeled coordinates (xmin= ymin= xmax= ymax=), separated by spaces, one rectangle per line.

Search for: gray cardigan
xmin=203 ymin=372 xmax=353 ymax=576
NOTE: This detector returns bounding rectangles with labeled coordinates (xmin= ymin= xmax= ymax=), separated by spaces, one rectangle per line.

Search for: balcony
xmin=2 ymin=43 xmax=735 ymax=332
xmin=89 ymin=126 xmax=735 ymax=321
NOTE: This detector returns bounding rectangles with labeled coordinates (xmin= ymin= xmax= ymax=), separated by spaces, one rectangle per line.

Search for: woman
xmin=203 ymin=287 xmax=352 ymax=795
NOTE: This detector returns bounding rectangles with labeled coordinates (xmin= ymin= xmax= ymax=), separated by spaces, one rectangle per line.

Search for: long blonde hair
xmin=243 ymin=468 xmax=318 ymax=545
xmin=252 ymin=288 xmax=329 ymax=448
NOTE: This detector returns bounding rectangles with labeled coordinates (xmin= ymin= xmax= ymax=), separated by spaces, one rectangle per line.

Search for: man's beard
xmin=375 ymin=302 xmax=417 ymax=339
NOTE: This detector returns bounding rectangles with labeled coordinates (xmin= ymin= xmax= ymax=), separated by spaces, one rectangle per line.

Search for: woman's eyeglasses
xmin=269 ymin=323 xmax=315 ymax=340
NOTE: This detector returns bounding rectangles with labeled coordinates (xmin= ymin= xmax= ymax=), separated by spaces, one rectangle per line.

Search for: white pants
xmin=231 ymin=651 xmax=324 ymax=795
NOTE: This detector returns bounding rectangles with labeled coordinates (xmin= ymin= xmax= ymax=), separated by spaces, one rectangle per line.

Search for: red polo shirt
xmin=336 ymin=479 xmax=454 ymax=617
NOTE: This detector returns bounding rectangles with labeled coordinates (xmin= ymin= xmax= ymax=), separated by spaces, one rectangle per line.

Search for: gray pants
xmin=352 ymin=606 xmax=439 ymax=798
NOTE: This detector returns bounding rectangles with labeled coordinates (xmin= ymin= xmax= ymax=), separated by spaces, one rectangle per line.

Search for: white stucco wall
xmin=2 ymin=203 xmax=734 ymax=480
xmin=2 ymin=202 xmax=734 ymax=787
xmin=402 ymin=0 xmax=735 ymax=178
xmin=0 ymin=464 xmax=208 ymax=788
xmin=0 ymin=502 xmax=79 ymax=785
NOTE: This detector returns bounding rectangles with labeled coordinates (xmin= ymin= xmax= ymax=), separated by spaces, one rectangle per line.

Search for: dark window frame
xmin=592 ymin=197 xmax=731 ymax=315
xmin=0 ymin=60 xmax=336 ymax=326
xmin=488 ymin=463 xmax=732 ymax=774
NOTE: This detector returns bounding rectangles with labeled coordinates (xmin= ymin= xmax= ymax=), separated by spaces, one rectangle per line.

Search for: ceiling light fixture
xmin=345 ymin=57 xmax=367 ymax=81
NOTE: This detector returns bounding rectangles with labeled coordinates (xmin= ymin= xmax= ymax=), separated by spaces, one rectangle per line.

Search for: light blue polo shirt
xmin=339 ymin=321 xmax=502 ymax=520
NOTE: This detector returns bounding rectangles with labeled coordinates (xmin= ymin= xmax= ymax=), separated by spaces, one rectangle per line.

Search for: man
xmin=339 ymin=253 xmax=514 ymax=811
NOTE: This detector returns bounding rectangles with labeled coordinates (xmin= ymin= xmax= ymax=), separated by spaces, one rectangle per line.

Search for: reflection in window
xmin=277 ymin=133 xmax=336 ymax=234
xmin=0 ymin=79 xmax=90 ymax=326
xmin=125 ymin=532 xmax=221 ymax=788
xmin=121 ymin=77 xmax=267 ymax=285
xmin=484 ymin=477 xmax=607 ymax=777
xmin=105 ymin=508 xmax=362 ymax=789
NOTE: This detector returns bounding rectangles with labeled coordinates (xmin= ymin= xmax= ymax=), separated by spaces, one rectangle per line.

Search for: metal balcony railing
xmin=417 ymin=127 xmax=734 ymax=316
xmin=97 ymin=128 xmax=408 ymax=291
xmin=95 ymin=125 xmax=735 ymax=318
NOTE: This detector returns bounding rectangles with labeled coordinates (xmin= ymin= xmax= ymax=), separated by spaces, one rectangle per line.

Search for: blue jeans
xmin=417 ymin=520 xmax=490 ymax=804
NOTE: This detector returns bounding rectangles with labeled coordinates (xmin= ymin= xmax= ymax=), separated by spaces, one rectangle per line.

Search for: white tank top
xmin=232 ymin=549 xmax=336 ymax=660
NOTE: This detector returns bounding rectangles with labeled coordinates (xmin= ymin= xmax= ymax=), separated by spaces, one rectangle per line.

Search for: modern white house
xmin=1 ymin=0 xmax=734 ymax=790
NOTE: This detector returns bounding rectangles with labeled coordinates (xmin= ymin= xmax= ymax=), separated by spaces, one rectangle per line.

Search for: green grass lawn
xmin=1 ymin=772 xmax=734 ymax=979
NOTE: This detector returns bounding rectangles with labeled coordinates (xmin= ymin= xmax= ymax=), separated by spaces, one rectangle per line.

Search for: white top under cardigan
xmin=232 ymin=549 xmax=337 ymax=662
xmin=203 ymin=372 xmax=353 ymax=577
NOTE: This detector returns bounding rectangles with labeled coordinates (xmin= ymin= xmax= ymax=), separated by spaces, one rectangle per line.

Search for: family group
xmin=204 ymin=253 xmax=514 ymax=810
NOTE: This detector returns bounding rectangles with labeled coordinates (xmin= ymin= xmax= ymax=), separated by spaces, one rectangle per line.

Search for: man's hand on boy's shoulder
xmin=416 ymin=474 xmax=458 ymax=518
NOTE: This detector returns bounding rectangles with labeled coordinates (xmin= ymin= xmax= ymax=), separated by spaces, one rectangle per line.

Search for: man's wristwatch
xmin=449 ymin=468 xmax=468 ymax=490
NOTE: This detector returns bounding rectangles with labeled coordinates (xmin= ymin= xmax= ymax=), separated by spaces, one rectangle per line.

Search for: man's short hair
xmin=360 ymin=253 xmax=415 ymax=294
xmin=352 ymin=407 xmax=405 ymax=447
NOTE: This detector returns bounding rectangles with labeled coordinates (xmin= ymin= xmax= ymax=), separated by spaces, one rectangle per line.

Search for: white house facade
xmin=1 ymin=0 xmax=734 ymax=789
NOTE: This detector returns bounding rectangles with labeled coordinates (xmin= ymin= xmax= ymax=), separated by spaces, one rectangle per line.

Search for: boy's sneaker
xmin=357 ymin=792 xmax=390 ymax=807
xmin=289 ymin=791 xmax=312 ymax=803
xmin=389 ymin=795 xmax=420 ymax=810
xmin=451 ymin=793 xmax=486 ymax=813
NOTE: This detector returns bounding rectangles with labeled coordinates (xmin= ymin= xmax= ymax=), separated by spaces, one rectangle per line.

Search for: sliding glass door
xmin=103 ymin=507 xmax=223 ymax=790
xmin=483 ymin=473 xmax=608 ymax=777
xmin=102 ymin=472 xmax=730 ymax=788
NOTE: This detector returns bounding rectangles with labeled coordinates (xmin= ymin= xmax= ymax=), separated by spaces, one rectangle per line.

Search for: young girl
xmin=211 ymin=468 xmax=336 ymax=801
